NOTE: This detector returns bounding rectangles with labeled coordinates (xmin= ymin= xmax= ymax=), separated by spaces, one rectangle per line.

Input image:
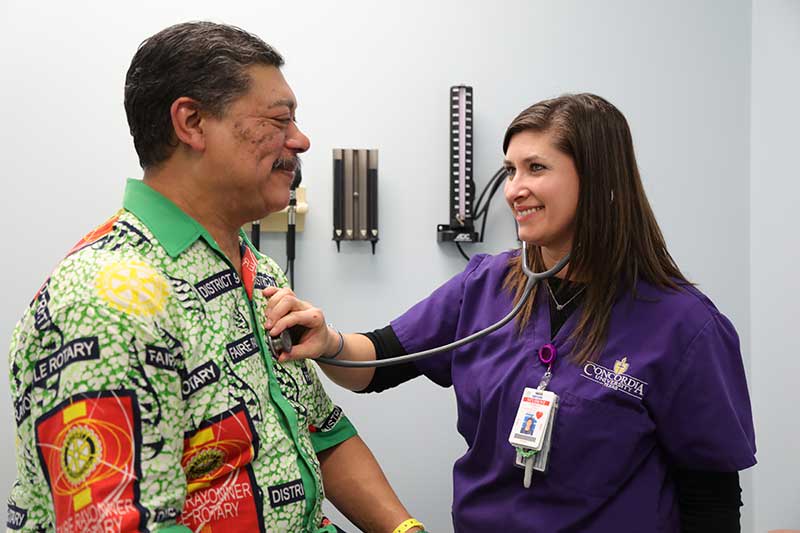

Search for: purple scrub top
xmin=391 ymin=251 xmax=756 ymax=533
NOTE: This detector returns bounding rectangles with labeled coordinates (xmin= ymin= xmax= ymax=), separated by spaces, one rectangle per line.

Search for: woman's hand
xmin=262 ymin=287 xmax=340 ymax=363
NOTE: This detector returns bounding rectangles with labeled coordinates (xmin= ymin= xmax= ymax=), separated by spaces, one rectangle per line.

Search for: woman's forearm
xmin=317 ymin=329 xmax=377 ymax=391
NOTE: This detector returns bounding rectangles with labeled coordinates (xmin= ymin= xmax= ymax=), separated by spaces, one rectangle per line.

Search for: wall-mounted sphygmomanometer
xmin=438 ymin=85 xmax=478 ymax=244
xmin=438 ymin=85 xmax=510 ymax=261
xmin=332 ymin=149 xmax=379 ymax=254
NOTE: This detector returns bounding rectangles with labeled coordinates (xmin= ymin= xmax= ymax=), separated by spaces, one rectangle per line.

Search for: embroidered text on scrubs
xmin=581 ymin=361 xmax=647 ymax=399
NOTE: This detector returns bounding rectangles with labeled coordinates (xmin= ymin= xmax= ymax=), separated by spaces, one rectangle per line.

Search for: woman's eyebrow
xmin=503 ymin=154 xmax=548 ymax=166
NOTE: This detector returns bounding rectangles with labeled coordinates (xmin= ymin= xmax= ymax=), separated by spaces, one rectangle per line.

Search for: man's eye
xmin=270 ymin=115 xmax=295 ymax=126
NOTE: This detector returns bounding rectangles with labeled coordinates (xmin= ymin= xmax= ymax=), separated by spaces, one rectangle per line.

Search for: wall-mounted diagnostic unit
xmin=438 ymin=85 xmax=478 ymax=244
xmin=333 ymin=149 xmax=379 ymax=253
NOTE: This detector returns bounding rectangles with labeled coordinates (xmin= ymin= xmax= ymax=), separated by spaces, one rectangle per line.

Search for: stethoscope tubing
xmin=317 ymin=245 xmax=570 ymax=368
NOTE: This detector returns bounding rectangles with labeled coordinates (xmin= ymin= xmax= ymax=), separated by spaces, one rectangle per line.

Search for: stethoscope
xmin=272 ymin=243 xmax=569 ymax=368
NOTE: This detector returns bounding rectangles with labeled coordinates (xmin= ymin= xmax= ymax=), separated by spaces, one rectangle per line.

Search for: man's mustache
xmin=272 ymin=157 xmax=301 ymax=172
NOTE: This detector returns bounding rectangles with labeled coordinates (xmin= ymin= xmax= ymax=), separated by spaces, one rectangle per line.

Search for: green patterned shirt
xmin=7 ymin=179 xmax=356 ymax=533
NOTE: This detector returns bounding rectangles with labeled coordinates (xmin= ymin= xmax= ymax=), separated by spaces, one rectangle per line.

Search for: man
xmin=6 ymin=22 xmax=424 ymax=533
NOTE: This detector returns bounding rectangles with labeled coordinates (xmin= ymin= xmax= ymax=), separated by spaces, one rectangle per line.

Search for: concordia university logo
xmin=613 ymin=357 xmax=630 ymax=375
xmin=582 ymin=356 xmax=648 ymax=399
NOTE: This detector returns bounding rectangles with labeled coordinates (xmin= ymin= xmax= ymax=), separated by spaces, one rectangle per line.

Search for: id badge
xmin=515 ymin=394 xmax=559 ymax=473
xmin=508 ymin=388 xmax=557 ymax=451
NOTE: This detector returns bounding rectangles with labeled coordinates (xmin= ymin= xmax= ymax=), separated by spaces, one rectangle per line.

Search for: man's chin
xmin=261 ymin=196 xmax=291 ymax=216
xmin=273 ymin=169 xmax=296 ymax=184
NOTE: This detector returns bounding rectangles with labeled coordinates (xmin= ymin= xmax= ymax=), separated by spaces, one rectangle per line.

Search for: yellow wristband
xmin=392 ymin=518 xmax=425 ymax=533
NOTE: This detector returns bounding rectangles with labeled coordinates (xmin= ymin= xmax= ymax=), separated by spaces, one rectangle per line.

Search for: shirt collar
xmin=122 ymin=178 xmax=213 ymax=258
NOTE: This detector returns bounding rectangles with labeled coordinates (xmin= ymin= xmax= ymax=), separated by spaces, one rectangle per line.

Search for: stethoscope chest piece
xmin=267 ymin=326 xmax=307 ymax=357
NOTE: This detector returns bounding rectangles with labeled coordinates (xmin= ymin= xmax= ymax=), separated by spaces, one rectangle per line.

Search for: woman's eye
xmin=504 ymin=167 xmax=515 ymax=179
xmin=530 ymin=163 xmax=545 ymax=172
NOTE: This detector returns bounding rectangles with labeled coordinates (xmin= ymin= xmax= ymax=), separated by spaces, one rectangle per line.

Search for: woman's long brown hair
xmin=501 ymin=94 xmax=687 ymax=365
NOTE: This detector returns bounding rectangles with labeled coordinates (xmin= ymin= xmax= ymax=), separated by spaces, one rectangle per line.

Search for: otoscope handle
xmin=251 ymin=220 xmax=261 ymax=251
xmin=287 ymin=225 xmax=296 ymax=262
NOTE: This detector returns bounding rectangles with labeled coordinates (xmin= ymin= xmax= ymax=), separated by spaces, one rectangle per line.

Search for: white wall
xmin=751 ymin=1 xmax=800 ymax=531
xmin=0 ymin=0 xmax=758 ymax=531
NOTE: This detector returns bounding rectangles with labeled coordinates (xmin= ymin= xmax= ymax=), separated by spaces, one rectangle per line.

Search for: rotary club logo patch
xmin=95 ymin=259 xmax=169 ymax=317
xmin=34 ymin=390 xmax=144 ymax=533
xmin=179 ymin=405 xmax=265 ymax=533
xmin=184 ymin=447 xmax=226 ymax=481
xmin=61 ymin=425 xmax=102 ymax=486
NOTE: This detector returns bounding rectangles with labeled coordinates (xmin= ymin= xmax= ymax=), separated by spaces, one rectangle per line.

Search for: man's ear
xmin=170 ymin=97 xmax=206 ymax=153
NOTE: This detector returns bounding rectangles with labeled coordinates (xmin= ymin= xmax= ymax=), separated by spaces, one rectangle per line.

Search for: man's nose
xmin=286 ymin=123 xmax=310 ymax=153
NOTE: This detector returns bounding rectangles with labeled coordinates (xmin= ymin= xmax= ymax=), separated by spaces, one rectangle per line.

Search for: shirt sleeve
xmin=8 ymin=281 xmax=191 ymax=532
xmin=652 ymin=313 xmax=757 ymax=471
xmin=390 ymin=254 xmax=487 ymax=388
xmin=302 ymin=360 xmax=358 ymax=453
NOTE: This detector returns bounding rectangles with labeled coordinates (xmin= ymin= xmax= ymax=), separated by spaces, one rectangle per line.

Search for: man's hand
xmin=262 ymin=286 xmax=340 ymax=363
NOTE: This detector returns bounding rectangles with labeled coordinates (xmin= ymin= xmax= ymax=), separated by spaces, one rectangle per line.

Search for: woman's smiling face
xmin=503 ymin=128 xmax=580 ymax=260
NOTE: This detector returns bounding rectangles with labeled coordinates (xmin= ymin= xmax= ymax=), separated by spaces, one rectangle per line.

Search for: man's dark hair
xmin=124 ymin=21 xmax=284 ymax=168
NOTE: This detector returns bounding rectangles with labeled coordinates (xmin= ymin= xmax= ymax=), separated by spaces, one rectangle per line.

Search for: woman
xmin=264 ymin=94 xmax=756 ymax=532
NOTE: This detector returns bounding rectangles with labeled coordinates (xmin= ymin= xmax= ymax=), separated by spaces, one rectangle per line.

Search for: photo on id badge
xmin=509 ymin=388 xmax=555 ymax=450
xmin=520 ymin=414 xmax=538 ymax=436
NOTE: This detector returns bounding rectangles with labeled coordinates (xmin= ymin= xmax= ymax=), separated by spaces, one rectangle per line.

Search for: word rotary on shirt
xmin=581 ymin=357 xmax=648 ymax=399
xmin=182 ymin=361 xmax=220 ymax=399
xmin=32 ymin=337 xmax=100 ymax=387
xmin=180 ymin=477 xmax=258 ymax=523
xmin=6 ymin=504 xmax=27 ymax=530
